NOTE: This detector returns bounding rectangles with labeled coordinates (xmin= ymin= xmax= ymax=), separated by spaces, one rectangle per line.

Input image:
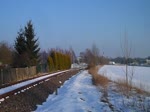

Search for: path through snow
xmin=35 ymin=69 xmax=150 ymax=112
xmin=35 ymin=70 xmax=111 ymax=112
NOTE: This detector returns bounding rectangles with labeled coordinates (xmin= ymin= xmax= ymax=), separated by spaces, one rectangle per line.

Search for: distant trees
xmin=47 ymin=49 xmax=71 ymax=72
xmin=39 ymin=51 xmax=48 ymax=65
xmin=14 ymin=20 xmax=40 ymax=67
xmin=47 ymin=56 xmax=54 ymax=72
xmin=80 ymin=44 xmax=108 ymax=67
xmin=82 ymin=48 xmax=95 ymax=66
xmin=0 ymin=42 xmax=13 ymax=65
xmin=91 ymin=44 xmax=100 ymax=65
xmin=69 ymin=47 xmax=77 ymax=63
xmin=1 ymin=20 xmax=72 ymax=72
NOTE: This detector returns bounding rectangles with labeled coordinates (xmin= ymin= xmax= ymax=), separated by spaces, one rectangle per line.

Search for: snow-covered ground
xmin=98 ymin=65 xmax=150 ymax=92
xmin=35 ymin=70 xmax=150 ymax=112
xmin=0 ymin=70 xmax=70 ymax=95
xmin=1 ymin=68 xmax=149 ymax=111
xmin=35 ymin=71 xmax=112 ymax=112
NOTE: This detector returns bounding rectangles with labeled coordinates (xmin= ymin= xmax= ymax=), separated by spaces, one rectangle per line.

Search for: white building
xmin=146 ymin=59 xmax=150 ymax=64
xmin=109 ymin=61 xmax=115 ymax=65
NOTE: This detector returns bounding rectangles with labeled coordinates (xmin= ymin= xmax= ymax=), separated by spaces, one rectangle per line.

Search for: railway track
xmin=0 ymin=69 xmax=74 ymax=100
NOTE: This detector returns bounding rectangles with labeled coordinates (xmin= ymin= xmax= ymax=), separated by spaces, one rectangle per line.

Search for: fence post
xmin=16 ymin=68 xmax=18 ymax=81
xmin=1 ymin=69 xmax=3 ymax=85
xmin=55 ymin=88 xmax=58 ymax=95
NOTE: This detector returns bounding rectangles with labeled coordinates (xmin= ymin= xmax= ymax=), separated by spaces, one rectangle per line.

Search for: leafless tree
xmin=69 ymin=47 xmax=77 ymax=64
xmin=91 ymin=43 xmax=100 ymax=65
xmin=39 ymin=50 xmax=48 ymax=64
xmin=0 ymin=41 xmax=13 ymax=66
xmin=121 ymin=31 xmax=134 ymax=97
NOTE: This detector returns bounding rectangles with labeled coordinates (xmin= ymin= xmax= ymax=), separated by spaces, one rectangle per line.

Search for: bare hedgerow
xmin=88 ymin=66 xmax=109 ymax=89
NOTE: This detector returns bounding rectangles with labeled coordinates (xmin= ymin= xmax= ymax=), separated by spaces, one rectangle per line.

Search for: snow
xmin=0 ymin=70 xmax=70 ymax=95
xmin=35 ymin=70 xmax=111 ymax=112
xmin=98 ymin=65 xmax=150 ymax=92
xmin=106 ymin=82 xmax=150 ymax=112
xmin=35 ymin=69 xmax=150 ymax=112
xmin=1 ymin=67 xmax=149 ymax=111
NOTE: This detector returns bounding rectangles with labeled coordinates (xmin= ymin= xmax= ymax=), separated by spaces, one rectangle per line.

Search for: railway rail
xmin=0 ymin=69 xmax=74 ymax=100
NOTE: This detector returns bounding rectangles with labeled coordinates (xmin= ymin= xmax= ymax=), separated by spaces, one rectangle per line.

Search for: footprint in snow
xmin=78 ymin=92 xmax=82 ymax=94
xmin=80 ymin=98 xmax=85 ymax=101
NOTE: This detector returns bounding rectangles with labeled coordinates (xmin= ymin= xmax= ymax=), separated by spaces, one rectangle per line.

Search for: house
xmin=146 ymin=59 xmax=150 ymax=65
xmin=109 ymin=61 xmax=115 ymax=65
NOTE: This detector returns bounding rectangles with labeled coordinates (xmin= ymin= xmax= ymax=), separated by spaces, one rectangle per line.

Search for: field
xmin=98 ymin=65 xmax=150 ymax=92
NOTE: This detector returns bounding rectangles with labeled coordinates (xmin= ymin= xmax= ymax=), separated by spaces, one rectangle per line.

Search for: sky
xmin=0 ymin=0 xmax=150 ymax=58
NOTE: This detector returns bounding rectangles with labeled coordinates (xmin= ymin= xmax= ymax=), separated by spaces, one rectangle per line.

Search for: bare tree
xmin=91 ymin=43 xmax=100 ymax=65
xmin=0 ymin=41 xmax=13 ymax=66
xmin=85 ymin=48 xmax=95 ymax=66
xmin=80 ymin=43 xmax=101 ymax=67
xmin=69 ymin=47 xmax=77 ymax=64
xmin=39 ymin=50 xmax=48 ymax=64
xmin=121 ymin=31 xmax=133 ymax=97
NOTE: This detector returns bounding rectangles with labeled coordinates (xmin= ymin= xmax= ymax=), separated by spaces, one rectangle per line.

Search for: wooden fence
xmin=0 ymin=66 xmax=37 ymax=86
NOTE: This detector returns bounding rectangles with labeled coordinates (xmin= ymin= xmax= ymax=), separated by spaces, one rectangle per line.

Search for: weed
xmin=88 ymin=66 xmax=109 ymax=90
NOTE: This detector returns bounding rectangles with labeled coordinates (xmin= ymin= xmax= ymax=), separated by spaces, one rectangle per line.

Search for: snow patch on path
xmin=35 ymin=71 xmax=111 ymax=112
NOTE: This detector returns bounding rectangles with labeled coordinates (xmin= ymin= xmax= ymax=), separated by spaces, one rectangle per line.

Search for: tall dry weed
xmin=88 ymin=66 xmax=109 ymax=88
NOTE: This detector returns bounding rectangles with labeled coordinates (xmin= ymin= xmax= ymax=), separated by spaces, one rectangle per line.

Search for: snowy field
xmin=98 ymin=65 xmax=150 ymax=92
xmin=0 ymin=70 xmax=70 ymax=95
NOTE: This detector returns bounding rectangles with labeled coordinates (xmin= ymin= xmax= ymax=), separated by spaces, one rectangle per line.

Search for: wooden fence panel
xmin=0 ymin=66 xmax=37 ymax=86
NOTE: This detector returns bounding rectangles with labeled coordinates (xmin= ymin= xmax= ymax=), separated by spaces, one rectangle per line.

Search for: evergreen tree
xmin=15 ymin=28 xmax=26 ymax=54
xmin=47 ymin=56 xmax=54 ymax=72
xmin=14 ymin=20 xmax=40 ymax=67
xmin=48 ymin=48 xmax=71 ymax=70
xmin=50 ymin=50 xmax=58 ymax=70
xmin=14 ymin=28 xmax=28 ymax=67
xmin=59 ymin=53 xmax=63 ymax=70
xmin=24 ymin=20 xmax=40 ymax=66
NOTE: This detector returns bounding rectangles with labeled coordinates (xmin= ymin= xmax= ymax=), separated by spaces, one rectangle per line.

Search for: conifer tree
xmin=15 ymin=28 xmax=26 ymax=55
xmin=51 ymin=50 xmax=58 ymax=70
xmin=14 ymin=20 xmax=40 ymax=67
xmin=14 ymin=28 xmax=28 ymax=67
xmin=24 ymin=20 xmax=40 ymax=66
xmin=47 ymin=56 xmax=54 ymax=72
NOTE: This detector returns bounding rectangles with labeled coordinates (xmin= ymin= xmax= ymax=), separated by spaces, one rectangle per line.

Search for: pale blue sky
xmin=0 ymin=0 xmax=149 ymax=57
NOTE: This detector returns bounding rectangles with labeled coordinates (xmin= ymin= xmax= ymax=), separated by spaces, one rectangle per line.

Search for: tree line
xmin=0 ymin=20 xmax=73 ymax=71
xmin=47 ymin=49 xmax=71 ymax=71
xmin=79 ymin=44 xmax=109 ymax=68
xmin=110 ymin=57 xmax=150 ymax=65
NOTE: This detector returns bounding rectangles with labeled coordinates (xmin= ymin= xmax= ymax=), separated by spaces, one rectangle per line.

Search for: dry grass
xmin=116 ymin=79 xmax=132 ymax=97
xmin=89 ymin=66 xmax=149 ymax=97
xmin=116 ymin=78 xmax=150 ymax=97
xmin=88 ymin=66 xmax=109 ymax=88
